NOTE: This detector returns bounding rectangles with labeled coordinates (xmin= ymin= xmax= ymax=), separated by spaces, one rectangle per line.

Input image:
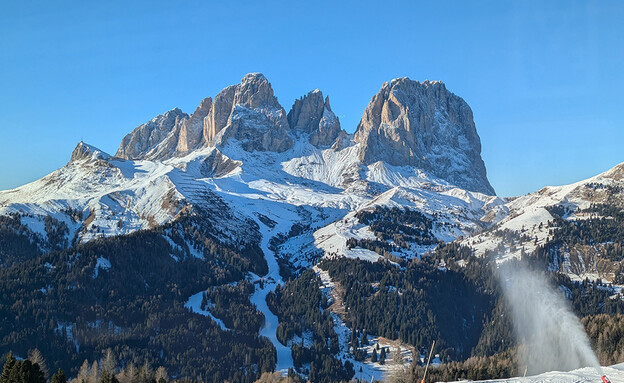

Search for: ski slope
xmin=472 ymin=365 xmax=624 ymax=383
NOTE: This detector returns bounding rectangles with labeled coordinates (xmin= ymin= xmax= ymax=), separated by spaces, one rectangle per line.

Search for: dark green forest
xmin=0 ymin=211 xmax=274 ymax=383
xmin=4 ymin=202 xmax=624 ymax=383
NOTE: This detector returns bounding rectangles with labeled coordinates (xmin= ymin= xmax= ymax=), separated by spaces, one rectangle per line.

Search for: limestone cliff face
xmin=113 ymin=75 xmax=494 ymax=196
xmin=116 ymin=73 xmax=294 ymax=159
xmin=212 ymin=73 xmax=292 ymax=152
xmin=115 ymin=108 xmax=188 ymax=160
xmin=354 ymin=78 xmax=495 ymax=195
xmin=177 ymin=97 xmax=212 ymax=155
xmin=203 ymin=85 xmax=236 ymax=145
xmin=288 ymin=90 xmax=342 ymax=147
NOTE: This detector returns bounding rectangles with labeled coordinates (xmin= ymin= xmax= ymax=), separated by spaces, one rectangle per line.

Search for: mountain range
xmin=1 ymin=73 xmax=624 ymax=382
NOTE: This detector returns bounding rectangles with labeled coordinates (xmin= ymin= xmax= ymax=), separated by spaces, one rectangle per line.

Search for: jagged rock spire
xmin=203 ymin=73 xmax=292 ymax=152
xmin=288 ymin=90 xmax=342 ymax=147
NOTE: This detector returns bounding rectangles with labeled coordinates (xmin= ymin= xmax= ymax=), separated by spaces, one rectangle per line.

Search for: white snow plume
xmin=499 ymin=263 xmax=602 ymax=376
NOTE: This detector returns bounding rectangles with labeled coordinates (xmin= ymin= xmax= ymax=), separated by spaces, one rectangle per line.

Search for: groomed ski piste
xmin=249 ymin=216 xmax=295 ymax=373
xmin=470 ymin=364 xmax=624 ymax=383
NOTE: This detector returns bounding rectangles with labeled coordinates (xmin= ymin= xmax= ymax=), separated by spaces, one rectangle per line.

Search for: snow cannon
xmin=601 ymin=375 xmax=611 ymax=383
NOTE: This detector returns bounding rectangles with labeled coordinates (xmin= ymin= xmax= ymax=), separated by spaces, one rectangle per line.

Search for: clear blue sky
xmin=1 ymin=0 xmax=622 ymax=196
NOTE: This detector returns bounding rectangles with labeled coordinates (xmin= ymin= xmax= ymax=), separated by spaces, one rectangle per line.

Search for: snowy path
xmin=250 ymin=220 xmax=294 ymax=373
xmin=184 ymin=291 xmax=229 ymax=331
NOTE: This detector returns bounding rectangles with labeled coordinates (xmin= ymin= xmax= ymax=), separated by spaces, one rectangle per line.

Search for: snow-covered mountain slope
xmin=461 ymin=162 xmax=624 ymax=277
xmin=0 ymin=129 xmax=501 ymax=266
xmin=313 ymin=185 xmax=502 ymax=263
xmin=0 ymin=142 xmax=259 ymax=247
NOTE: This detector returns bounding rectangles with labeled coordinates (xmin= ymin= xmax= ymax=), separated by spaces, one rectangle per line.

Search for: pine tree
xmin=154 ymin=367 xmax=167 ymax=383
xmin=88 ymin=361 xmax=99 ymax=383
xmin=371 ymin=348 xmax=378 ymax=363
xmin=101 ymin=350 xmax=116 ymax=376
xmin=28 ymin=349 xmax=48 ymax=382
xmin=11 ymin=360 xmax=45 ymax=383
xmin=122 ymin=363 xmax=137 ymax=383
xmin=139 ymin=361 xmax=152 ymax=383
xmin=51 ymin=369 xmax=66 ymax=383
xmin=379 ymin=347 xmax=386 ymax=365
xmin=0 ymin=352 xmax=16 ymax=383
xmin=77 ymin=360 xmax=90 ymax=383
xmin=360 ymin=330 xmax=368 ymax=346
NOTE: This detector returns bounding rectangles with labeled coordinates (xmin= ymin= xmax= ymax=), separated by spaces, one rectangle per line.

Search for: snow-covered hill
xmin=0 ymin=142 xmax=259 ymax=248
xmin=461 ymin=162 xmax=624 ymax=280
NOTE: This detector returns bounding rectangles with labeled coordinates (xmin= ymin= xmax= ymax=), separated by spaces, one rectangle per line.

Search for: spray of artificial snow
xmin=499 ymin=263 xmax=602 ymax=376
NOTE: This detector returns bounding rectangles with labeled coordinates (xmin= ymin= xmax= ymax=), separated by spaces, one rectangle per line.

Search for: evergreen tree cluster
xmin=318 ymin=256 xmax=493 ymax=361
xmin=0 ymin=352 xmax=46 ymax=383
xmin=388 ymin=348 xmax=519 ymax=383
xmin=201 ymin=282 xmax=264 ymax=333
xmin=266 ymin=270 xmax=354 ymax=383
xmin=583 ymin=314 xmax=624 ymax=365
xmin=0 ymin=214 xmax=45 ymax=267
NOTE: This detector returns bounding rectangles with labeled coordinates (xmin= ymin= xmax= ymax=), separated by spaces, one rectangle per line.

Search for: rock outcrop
xmin=116 ymin=108 xmax=188 ymax=160
xmin=354 ymin=78 xmax=495 ymax=195
xmin=113 ymin=74 xmax=494 ymax=195
xmin=288 ymin=90 xmax=342 ymax=147
xmin=211 ymin=73 xmax=292 ymax=152
xmin=200 ymin=149 xmax=242 ymax=178
xmin=70 ymin=141 xmax=111 ymax=162
xmin=176 ymin=97 xmax=212 ymax=155
xmin=116 ymin=74 xmax=295 ymax=159
xmin=203 ymin=85 xmax=236 ymax=145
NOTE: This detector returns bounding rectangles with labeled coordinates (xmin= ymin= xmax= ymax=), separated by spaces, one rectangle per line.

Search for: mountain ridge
xmin=113 ymin=73 xmax=493 ymax=195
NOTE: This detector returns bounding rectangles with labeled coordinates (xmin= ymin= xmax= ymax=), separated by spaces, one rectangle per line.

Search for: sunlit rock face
xmin=354 ymin=77 xmax=494 ymax=195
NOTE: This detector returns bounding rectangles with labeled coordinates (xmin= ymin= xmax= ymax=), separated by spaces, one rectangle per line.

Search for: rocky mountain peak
xmin=116 ymin=74 xmax=294 ymax=160
xmin=234 ymin=73 xmax=280 ymax=109
xmin=206 ymin=73 xmax=292 ymax=152
xmin=70 ymin=141 xmax=111 ymax=162
xmin=354 ymin=77 xmax=495 ymax=195
xmin=287 ymin=89 xmax=342 ymax=147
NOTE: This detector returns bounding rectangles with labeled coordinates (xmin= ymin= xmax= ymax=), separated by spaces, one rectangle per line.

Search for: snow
xmin=0 ymin=135 xmax=501 ymax=269
xmin=248 ymin=215 xmax=294 ymax=374
xmin=184 ymin=291 xmax=228 ymax=331
xmin=460 ymin=162 xmax=624 ymax=281
xmin=5 ymin=132 xmax=624 ymax=378
xmin=19 ymin=215 xmax=47 ymax=239
xmin=92 ymin=257 xmax=111 ymax=278
xmin=314 ymin=213 xmax=383 ymax=262
xmin=472 ymin=365 xmax=624 ymax=383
